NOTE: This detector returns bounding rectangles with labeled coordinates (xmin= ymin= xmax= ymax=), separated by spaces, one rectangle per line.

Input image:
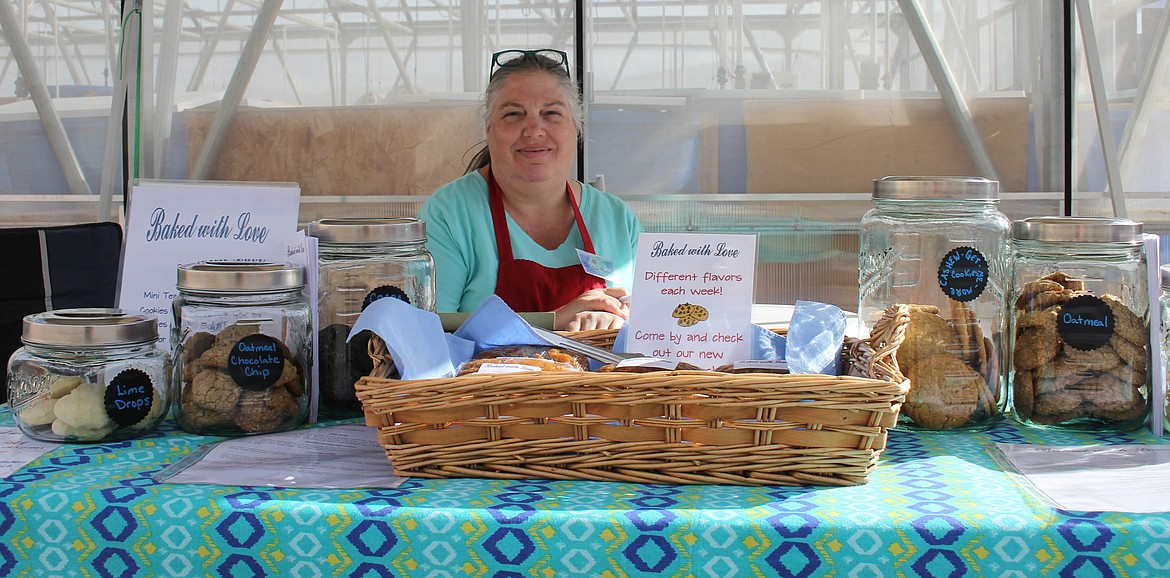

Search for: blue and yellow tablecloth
xmin=2 ymin=406 xmax=1169 ymax=577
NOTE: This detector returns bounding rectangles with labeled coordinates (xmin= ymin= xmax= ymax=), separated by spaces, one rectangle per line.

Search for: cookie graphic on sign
xmin=672 ymin=303 xmax=709 ymax=327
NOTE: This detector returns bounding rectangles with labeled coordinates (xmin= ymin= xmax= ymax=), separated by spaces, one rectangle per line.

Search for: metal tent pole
xmin=152 ymin=0 xmax=185 ymax=178
xmin=366 ymin=0 xmax=418 ymax=95
xmin=1118 ymin=4 xmax=1170 ymax=186
xmin=98 ymin=0 xmax=139 ymax=223
xmin=191 ymin=0 xmax=284 ymax=180
xmin=187 ymin=0 xmax=239 ymax=92
xmin=1074 ymin=0 xmax=1126 ymax=218
xmin=0 ymin=0 xmax=94 ymax=196
xmin=896 ymin=0 xmax=999 ymax=181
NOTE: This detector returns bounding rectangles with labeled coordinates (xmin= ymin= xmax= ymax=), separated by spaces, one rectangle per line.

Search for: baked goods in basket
xmin=457 ymin=357 xmax=586 ymax=376
xmin=597 ymin=357 xmax=701 ymax=372
xmin=474 ymin=345 xmax=589 ymax=371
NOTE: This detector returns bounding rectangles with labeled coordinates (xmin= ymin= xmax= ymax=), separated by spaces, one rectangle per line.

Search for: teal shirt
xmin=418 ymin=171 xmax=642 ymax=313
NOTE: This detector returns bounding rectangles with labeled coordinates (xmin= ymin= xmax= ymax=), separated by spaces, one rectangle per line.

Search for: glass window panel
xmin=1072 ymin=0 xmax=1170 ymax=261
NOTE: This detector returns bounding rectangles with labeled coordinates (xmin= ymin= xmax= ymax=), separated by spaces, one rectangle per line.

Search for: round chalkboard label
xmin=227 ymin=334 xmax=286 ymax=391
xmin=1057 ymin=294 xmax=1114 ymax=351
xmin=362 ymin=285 xmax=411 ymax=311
xmin=104 ymin=368 xmax=154 ymax=427
xmin=937 ymin=246 xmax=989 ymax=303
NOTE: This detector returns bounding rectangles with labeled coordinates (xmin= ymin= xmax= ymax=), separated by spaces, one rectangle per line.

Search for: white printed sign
xmin=118 ymin=180 xmax=301 ymax=349
xmin=626 ymin=232 xmax=756 ymax=368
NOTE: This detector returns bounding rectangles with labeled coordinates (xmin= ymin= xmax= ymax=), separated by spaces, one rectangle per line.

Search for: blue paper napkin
xmin=347 ymin=297 xmax=474 ymax=379
xmin=453 ymin=294 xmax=553 ymax=353
xmin=786 ymin=300 xmax=845 ymax=375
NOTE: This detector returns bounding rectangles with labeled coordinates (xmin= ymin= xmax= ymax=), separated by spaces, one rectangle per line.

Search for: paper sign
xmin=626 ymin=232 xmax=756 ymax=367
xmin=1144 ymin=234 xmax=1164 ymax=436
xmin=0 ymin=427 xmax=61 ymax=478
xmin=285 ymin=231 xmax=320 ymax=422
xmin=118 ymin=180 xmax=301 ymax=349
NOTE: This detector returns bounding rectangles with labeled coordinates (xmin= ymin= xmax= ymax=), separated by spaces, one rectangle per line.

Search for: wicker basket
xmin=355 ymin=305 xmax=910 ymax=486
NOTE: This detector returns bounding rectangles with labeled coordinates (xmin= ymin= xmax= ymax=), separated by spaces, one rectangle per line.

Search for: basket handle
xmin=844 ymin=304 xmax=909 ymax=383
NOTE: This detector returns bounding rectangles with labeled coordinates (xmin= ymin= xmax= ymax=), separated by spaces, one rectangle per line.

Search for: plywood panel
xmin=744 ymin=97 xmax=1029 ymax=193
xmin=184 ymin=104 xmax=482 ymax=196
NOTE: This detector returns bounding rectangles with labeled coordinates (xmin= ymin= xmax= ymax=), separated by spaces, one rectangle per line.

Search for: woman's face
xmin=485 ymin=70 xmax=578 ymax=188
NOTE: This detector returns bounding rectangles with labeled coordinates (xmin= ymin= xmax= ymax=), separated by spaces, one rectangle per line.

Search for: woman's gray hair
xmin=465 ymin=52 xmax=582 ymax=173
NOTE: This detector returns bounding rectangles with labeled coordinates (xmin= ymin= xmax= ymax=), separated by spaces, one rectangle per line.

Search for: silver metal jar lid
xmin=307 ymin=217 xmax=426 ymax=244
xmin=1011 ymin=216 xmax=1144 ymax=244
xmin=872 ymin=176 xmax=1000 ymax=201
xmin=176 ymin=261 xmax=304 ymax=292
xmin=22 ymin=308 xmax=158 ymax=347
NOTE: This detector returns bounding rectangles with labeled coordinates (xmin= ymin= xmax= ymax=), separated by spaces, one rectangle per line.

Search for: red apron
xmin=488 ymin=168 xmax=606 ymax=312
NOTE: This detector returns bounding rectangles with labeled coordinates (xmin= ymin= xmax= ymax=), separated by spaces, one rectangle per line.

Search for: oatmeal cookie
xmin=188 ymin=368 xmax=242 ymax=415
xmin=177 ymin=401 xmax=233 ymax=431
xmin=198 ymin=323 xmax=263 ymax=369
xmin=272 ymin=359 xmax=303 ymax=396
xmin=1012 ymin=327 xmax=1060 ymax=371
xmin=1012 ymin=369 xmax=1035 ymax=419
xmin=904 ymin=354 xmax=993 ymax=429
xmin=1040 ymin=271 xmax=1085 ymax=292
xmin=235 ymin=387 xmax=300 ymax=433
xmin=1062 ymin=343 xmax=1123 ymax=372
xmin=1099 ymin=294 xmax=1147 ymax=346
xmin=1014 ymin=279 xmax=1068 ymax=310
xmin=896 ymin=305 xmax=953 ymax=374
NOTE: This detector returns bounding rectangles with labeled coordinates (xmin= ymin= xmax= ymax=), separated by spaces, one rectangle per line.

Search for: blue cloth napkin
xmin=347 ymin=297 xmax=474 ymax=379
xmin=453 ymin=295 xmax=554 ymax=354
xmin=786 ymin=300 xmax=845 ymax=375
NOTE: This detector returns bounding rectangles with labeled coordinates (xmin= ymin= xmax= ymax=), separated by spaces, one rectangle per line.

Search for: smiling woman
xmin=418 ymin=49 xmax=642 ymax=332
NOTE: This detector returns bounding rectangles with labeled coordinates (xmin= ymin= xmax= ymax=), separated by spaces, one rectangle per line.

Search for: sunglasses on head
xmin=490 ymin=49 xmax=570 ymax=79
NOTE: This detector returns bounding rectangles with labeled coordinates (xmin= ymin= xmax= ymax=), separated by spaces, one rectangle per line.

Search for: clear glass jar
xmin=172 ymin=262 xmax=311 ymax=436
xmin=7 ymin=309 xmax=170 ymax=442
xmin=1008 ymin=217 xmax=1149 ymax=431
xmin=307 ymin=218 xmax=435 ymax=418
xmin=1161 ymin=264 xmax=1169 ymax=435
xmin=859 ymin=176 xmax=1010 ymax=430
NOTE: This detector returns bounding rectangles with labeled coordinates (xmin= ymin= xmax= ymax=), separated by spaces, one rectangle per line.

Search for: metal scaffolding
xmin=0 ymin=1 xmax=1155 ymax=211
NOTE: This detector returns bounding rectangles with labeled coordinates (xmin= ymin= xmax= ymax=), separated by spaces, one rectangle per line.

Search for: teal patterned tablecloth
xmin=2 ymin=405 xmax=1169 ymax=577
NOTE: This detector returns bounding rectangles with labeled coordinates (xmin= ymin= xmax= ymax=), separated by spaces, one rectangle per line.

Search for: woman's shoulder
xmin=428 ymin=171 xmax=487 ymax=201
xmin=581 ymin=183 xmax=638 ymax=222
xmin=422 ymin=172 xmax=489 ymax=216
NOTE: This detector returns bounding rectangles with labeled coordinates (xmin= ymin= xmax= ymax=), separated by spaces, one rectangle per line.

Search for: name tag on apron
xmin=577 ymin=249 xmax=616 ymax=281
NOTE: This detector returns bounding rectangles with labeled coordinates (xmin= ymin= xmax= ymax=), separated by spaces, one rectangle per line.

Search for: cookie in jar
xmin=1008 ymin=218 xmax=1150 ymax=431
xmin=7 ymin=309 xmax=170 ymax=442
xmin=859 ymin=177 xmax=1009 ymax=430
xmin=172 ymin=262 xmax=311 ymax=436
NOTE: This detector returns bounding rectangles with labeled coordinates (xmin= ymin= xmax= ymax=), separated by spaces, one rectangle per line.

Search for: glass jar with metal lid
xmin=858 ymin=176 xmax=1010 ymax=430
xmin=1008 ymin=217 xmax=1149 ymax=431
xmin=171 ymin=261 xmax=311 ymax=436
xmin=308 ymin=217 xmax=436 ymax=418
xmin=7 ymin=308 xmax=170 ymax=442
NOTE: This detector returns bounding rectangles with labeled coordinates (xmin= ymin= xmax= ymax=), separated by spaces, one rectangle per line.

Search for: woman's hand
xmin=553 ymin=287 xmax=630 ymax=331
